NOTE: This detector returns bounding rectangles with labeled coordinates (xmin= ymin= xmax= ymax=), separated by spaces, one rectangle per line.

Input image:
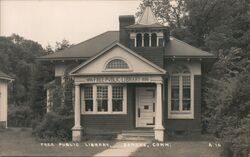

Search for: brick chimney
xmin=119 ymin=15 xmax=135 ymax=47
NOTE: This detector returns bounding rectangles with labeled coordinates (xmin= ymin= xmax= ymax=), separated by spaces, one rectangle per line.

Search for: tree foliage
xmin=138 ymin=0 xmax=250 ymax=156
xmin=0 ymin=35 xmax=73 ymax=126
xmin=32 ymin=41 xmax=74 ymax=141
xmin=0 ymin=34 xmax=53 ymax=123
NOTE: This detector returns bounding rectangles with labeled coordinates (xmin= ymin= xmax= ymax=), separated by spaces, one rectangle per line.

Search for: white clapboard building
xmin=0 ymin=70 xmax=13 ymax=128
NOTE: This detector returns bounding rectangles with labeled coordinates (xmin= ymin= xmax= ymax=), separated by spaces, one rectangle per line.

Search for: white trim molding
xmin=168 ymin=65 xmax=194 ymax=119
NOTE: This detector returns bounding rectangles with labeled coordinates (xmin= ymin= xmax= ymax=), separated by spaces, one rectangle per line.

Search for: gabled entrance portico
xmin=69 ymin=42 xmax=166 ymax=142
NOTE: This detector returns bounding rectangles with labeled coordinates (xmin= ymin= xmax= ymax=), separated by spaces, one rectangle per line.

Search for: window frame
xmin=83 ymin=86 xmax=93 ymax=113
xmin=168 ymin=66 xmax=194 ymax=119
xmin=81 ymin=84 xmax=127 ymax=114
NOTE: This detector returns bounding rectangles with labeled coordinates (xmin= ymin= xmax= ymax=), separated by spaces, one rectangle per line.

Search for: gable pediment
xmin=70 ymin=43 xmax=166 ymax=75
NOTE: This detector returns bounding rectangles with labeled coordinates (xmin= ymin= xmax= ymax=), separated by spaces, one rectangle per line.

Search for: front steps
xmin=116 ymin=130 xmax=154 ymax=141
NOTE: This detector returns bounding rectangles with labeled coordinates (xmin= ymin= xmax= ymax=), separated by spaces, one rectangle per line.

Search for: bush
xmin=8 ymin=105 xmax=33 ymax=127
xmin=32 ymin=112 xmax=73 ymax=141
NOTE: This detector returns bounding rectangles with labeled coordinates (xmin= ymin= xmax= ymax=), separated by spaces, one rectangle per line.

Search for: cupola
xmin=125 ymin=2 xmax=169 ymax=48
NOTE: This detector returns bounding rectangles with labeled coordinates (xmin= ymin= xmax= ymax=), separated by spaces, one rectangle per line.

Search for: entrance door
xmin=136 ymin=87 xmax=155 ymax=128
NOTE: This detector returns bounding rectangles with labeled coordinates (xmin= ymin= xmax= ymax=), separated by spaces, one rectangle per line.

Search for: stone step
xmin=121 ymin=130 xmax=154 ymax=134
xmin=116 ymin=130 xmax=154 ymax=141
xmin=121 ymin=133 xmax=154 ymax=137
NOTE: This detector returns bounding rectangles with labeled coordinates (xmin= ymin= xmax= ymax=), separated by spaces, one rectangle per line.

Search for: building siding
xmin=131 ymin=47 xmax=164 ymax=67
xmin=81 ymin=84 xmax=135 ymax=134
xmin=79 ymin=74 xmax=202 ymax=136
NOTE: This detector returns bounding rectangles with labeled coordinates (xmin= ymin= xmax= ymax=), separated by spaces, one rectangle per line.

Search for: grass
xmin=0 ymin=128 xmax=222 ymax=157
xmin=131 ymin=135 xmax=222 ymax=157
xmin=0 ymin=127 xmax=115 ymax=156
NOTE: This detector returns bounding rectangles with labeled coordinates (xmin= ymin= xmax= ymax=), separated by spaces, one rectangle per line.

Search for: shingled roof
xmin=38 ymin=31 xmax=215 ymax=61
xmin=165 ymin=37 xmax=215 ymax=58
xmin=39 ymin=31 xmax=119 ymax=60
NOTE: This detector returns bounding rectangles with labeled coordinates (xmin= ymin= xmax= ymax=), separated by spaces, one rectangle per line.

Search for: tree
xmin=137 ymin=0 xmax=250 ymax=156
xmin=136 ymin=0 xmax=187 ymax=29
xmin=0 ymin=34 xmax=54 ymax=125
xmin=55 ymin=39 xmax=73 ymax=52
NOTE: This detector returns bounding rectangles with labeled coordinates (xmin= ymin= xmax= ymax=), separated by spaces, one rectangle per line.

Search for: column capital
xmin=74 ymin=82 xmax=81 ymax=86
xmin=155 ymin=81 xmax=163 ymax=85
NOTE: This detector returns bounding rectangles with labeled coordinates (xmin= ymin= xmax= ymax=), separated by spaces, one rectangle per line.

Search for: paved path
xmin=93 ymin=141 xmax=150 ymax=156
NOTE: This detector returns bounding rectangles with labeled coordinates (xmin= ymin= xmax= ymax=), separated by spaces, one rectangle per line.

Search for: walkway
xmin=93 ymin=141 xmax=151 ymax=157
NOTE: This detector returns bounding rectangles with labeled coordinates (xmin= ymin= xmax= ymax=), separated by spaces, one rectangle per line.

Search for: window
xmin=144 ymin=33 xmax=149 ymax=47
xmin=182 ymin=76 xmax=191 ymax=111
xmin=136 ymin=33 xmax=142 ymax=47
xmin=168 ymin=65 xmax=193 ymax=119
xmin=151 ymin=33 xmax=157 ymax=47
xmin=97 ymin=86 xmax=108 ymax=112
xmin=171 ymin=76 xmax=180 ymax=111
xmin=106 ymin=59 xmax=129 ymax=70
xmin=81 ymin=85 xmax=127 ymax=114
xmin=84 ymin=86 xmax=93 ymax=112
xmin=112 ymin=86 xmax=123 ymax=112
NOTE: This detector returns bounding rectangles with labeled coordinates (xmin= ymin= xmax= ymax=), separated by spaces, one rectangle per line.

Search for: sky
xmin=0 ymin=0 xmax=141 ymax=48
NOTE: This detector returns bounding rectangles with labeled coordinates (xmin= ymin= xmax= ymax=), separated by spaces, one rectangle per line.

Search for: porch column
xmin=72 ymin=83 xmax=83 ymax=142
xmin=154 ymin=82 xmax=165 ymax=141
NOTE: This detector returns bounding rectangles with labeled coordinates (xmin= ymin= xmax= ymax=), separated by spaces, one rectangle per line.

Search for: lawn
xmin=0 ymin=127 xmax=114 ymax=156
xmin=0 ymin=128 xmax=222 ymax=157
xmin=131 ymin=136 xmax=222 ymax=157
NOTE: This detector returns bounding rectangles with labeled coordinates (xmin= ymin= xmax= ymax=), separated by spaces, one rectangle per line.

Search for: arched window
xmin=105 ymin=59 xmax=129 ymax=70
xmin=144 ymin=33 xmax=149 ymax=47
xmin=170 ymin=65 xmax=191 ymax=113
xmin=151 ymin=33 xmax=157 ymax=47
xmin=136 ymin=34 xmax=142 ymax=47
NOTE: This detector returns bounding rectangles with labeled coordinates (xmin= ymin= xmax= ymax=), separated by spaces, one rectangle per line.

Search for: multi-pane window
xmin=97 ymin=86 xmax=108 ymax=112
xmin=182 ymin=76 xmax=191 ymax=111
xmin=171 ymin=76 xmax=180 ymax=111
xmin=170 ymin=65 xmax=191 ymax=112
xmin=84 ymin=86 xmax=93 ymax=112
xmin=81 ymin=85 xmax=126 ymax=114
xmin=112 ymin=86 xmax=123 ymax=112
xmin=106 ymin=59 xmax=129 ymax=69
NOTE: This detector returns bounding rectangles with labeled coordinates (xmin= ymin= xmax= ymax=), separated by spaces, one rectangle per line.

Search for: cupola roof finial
xmin=145 ymin=0 xmax=151 ymax=6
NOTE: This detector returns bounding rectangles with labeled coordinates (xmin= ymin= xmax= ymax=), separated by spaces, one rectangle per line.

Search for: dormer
xmin=125 ymin=3 xmax=169 ymax=48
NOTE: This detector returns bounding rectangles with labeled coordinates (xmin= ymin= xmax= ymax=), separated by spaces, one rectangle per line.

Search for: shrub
xmin=8 ymin=105 xmax=33 ymax=127
xmin=32 ymin=112 xmax=73 ymax=141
